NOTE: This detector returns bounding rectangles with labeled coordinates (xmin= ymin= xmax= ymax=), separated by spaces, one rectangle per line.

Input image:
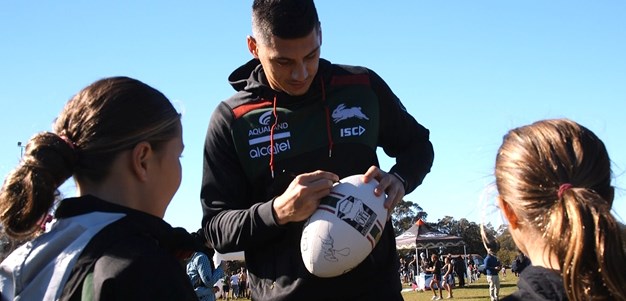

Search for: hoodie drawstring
xmin=269 ymin=79 xmax=334 ymax=178
xmin=321 ymin=80 xmax=334 ymax=158
xmin=269 ymin=95 xmax=278 ymax=178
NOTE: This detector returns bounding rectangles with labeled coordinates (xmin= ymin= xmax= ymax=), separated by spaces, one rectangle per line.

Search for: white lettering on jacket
xmin=248 ymin=122 xmax=289 ymax=137
xmin=340 ymin=126 xmax=366 ymax=137
xmin=249 ymin=140 xmax=292 ymax=158
xmin=249 ymin=132 xmax=291 ymax=145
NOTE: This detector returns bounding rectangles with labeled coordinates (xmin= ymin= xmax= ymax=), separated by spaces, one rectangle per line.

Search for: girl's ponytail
xmin=0 ymin=132 xmax=76 ymax=240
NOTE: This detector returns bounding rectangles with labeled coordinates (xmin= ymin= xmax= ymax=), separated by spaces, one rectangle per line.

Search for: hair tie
xmin=557 ymin=183 xmax=573 ymax=199
xmin=59 ymin=135 xmax=75 ymax=150
xmin=39 ymin=214 xmax=53 ymax=231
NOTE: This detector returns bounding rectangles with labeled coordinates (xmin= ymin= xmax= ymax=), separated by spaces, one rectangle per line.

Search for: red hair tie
xmin=557 ymin=183 xmax=573 ymax=199
xmin=59 ymin=135 xmax=75 ymax=150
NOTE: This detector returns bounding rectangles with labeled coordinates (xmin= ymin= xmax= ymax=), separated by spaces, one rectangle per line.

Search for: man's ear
xmin=247 ymin=36 xmax=259 ymax=58
xmin=131 ymin=142 xmax=152 ymax=182
xmin=498 ymin=196 xmax=519 ymax=229
xmin=318 ymin=23 xmax=322 ymax=46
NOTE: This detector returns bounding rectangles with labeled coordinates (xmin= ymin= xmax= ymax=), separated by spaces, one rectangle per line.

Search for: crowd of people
xmin=1 ymin=0 xmax=625 ymax=300
xmin=218 ymin=267 xmax=250 ymax=300
xmin=399 ymin=252 xmax=495 ymax=299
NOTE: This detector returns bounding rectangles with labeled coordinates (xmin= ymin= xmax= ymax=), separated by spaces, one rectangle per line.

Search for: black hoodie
xmin=201 ymin=58 xmax=434 ymax=301
xmin=502 ymin=265 xmax=567 ymax=301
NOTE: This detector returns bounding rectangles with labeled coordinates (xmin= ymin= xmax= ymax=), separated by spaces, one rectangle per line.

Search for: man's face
xmin=249 ymin=28 xmax=321 ymax=96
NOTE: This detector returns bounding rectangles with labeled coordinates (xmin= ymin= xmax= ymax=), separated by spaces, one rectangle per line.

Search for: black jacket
xmin=59 ymin=196 xmax=200 ymax=301
xmin=502 ymin=265 xmax=567 ymax=301
xmin=201 ymin=58 xmax=434 ymax=301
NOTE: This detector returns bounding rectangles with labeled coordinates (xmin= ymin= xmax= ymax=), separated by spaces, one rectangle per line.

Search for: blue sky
xmin=1 ymin=1 xmax=625 ymax=232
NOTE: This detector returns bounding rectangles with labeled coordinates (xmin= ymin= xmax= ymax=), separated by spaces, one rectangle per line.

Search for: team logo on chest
xmin=259 ymin=110 xmax=273 ymax=126
xmin=332 ymin=103 xmax=369 ymax=123
xmin=248 ymin=110 xmax=292 ymax=159
xmin=333 ymin=103 xmax=368 ymax=137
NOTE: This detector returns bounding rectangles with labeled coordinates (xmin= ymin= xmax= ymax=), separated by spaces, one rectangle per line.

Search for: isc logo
xmin=340 ymin=126 xmax=366 ymax=137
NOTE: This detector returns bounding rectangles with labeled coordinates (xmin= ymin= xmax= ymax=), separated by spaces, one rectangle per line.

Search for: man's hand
xmin=362 ymin=166 xmax=406 ymax=219
xmin=273 ymin=170 xmax=339 ymax=225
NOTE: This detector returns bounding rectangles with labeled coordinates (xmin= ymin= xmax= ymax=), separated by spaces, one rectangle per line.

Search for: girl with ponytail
xmin=495 ymin=118 xmax=625 ymax=301
xmin=0 ymin=76 xmax=199 ymax=300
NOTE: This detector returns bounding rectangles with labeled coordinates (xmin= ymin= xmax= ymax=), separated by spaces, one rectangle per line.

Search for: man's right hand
xmin=272 ymin=170 xmax=339 ymax=225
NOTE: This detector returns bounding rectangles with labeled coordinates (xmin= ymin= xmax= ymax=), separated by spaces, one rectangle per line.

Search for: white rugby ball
xmin=300 ymin=174 xmax=388 ymax=278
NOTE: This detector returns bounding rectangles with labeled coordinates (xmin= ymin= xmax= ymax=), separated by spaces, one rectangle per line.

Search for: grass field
xmin=401 ymin=274 xmax=518 ymax=301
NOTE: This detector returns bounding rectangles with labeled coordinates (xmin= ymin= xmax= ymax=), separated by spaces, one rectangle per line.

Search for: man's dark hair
xmin=252 ymin=0 xmax=320 ymax=44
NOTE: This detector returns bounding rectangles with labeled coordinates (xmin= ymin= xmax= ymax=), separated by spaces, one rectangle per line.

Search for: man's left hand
xmin=362 ymin=166 xmax=405 ymax=219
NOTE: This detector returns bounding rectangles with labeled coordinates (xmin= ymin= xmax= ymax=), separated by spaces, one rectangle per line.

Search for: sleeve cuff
xmin=257 ymin=197 xmax=281 ymax=227
xmin=391 ymin=171 xmax=408 ymax=192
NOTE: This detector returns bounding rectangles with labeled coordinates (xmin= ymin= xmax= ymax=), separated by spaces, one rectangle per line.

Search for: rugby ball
xmin=300 ymin=174 xmax=388 ymax=278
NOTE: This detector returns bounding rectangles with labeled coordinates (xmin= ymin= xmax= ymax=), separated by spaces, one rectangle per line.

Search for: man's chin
xmin=285 ymin=86 xmax=310 ymax=96
xmin=279 ymin=81 xmax=313 ymax=96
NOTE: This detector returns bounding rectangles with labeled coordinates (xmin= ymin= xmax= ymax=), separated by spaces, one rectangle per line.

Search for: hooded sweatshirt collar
xmin=227 ymin=58 xmax=333 ymax=103
xmin=227 ymin=58 xmax=337 ymax=174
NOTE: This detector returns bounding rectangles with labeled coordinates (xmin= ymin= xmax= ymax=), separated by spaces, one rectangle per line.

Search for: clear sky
xmin=1 ymin=1 xmax=625 ymax=232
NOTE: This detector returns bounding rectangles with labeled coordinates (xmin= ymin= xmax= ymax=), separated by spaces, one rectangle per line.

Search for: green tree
xmin=391 ymin=199 xmax=426 ymax=234
xmin=457 ymin=219 xmax=484 ymax=256
xmin=496 ymin=226 xmax=517 ymax=267
xmin=432 ymin=217 xmax=486 ymax=256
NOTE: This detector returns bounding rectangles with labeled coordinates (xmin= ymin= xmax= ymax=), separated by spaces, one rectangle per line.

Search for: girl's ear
xmin=498 ymin=196 xmax=519 ymax=229
xmin=130 ymin=142 xmax=153 ymax=182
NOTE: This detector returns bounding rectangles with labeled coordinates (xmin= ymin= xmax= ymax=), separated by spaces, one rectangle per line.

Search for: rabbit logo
xmin=332 ymin=103 xmax=369 ymax=123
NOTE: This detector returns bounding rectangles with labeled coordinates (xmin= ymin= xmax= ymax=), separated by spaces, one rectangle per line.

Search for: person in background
xmin=510 ymin=249 xmax=530 ymax=277
xmin=230 ymin=269 xmax=240 ymax=299
xmin=419 ymin=252 xmax=430 ymax=275
xmin=425 ymin=254 xmax=444 ymax=300
xmin=407 ymin=254 xmax=417 ymax=283
xmin=200 ymin=0 xmax=434 ymax=300
xmin=466 ymin=258 xmax=476 ymax=283
xmin=453 ymin=255 xmax=466 ymax=288
xmin=187 ymin=229 xmax=225 ymax=301
xmin=441 ymin=256 xmax=454 ymax=299
xmin=399 ymin=256 xmax=408 ymax=284
xmin=494 ymin=118 xmax=626 ymax=300
xmin=483 ymin=243 xmax=501 ymax=301
xmin=222 ymin=273 xmax=230 ymax=300
xmin=238 ymin=267 xmax=249 ymax=299
xmin=0 ymin=76 xmax=198 ymax=300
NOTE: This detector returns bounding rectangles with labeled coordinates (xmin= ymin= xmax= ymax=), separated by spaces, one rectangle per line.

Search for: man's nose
xmin=291 ymin=62 xmax=308 ymax=81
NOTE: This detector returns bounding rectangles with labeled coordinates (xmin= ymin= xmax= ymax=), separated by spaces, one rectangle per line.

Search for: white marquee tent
xmin=395 ymin=219 xmax=466 ymax=257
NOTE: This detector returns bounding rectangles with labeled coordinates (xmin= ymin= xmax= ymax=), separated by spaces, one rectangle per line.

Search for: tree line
xmin=392 ymin=199 xmax=518 ymax=267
